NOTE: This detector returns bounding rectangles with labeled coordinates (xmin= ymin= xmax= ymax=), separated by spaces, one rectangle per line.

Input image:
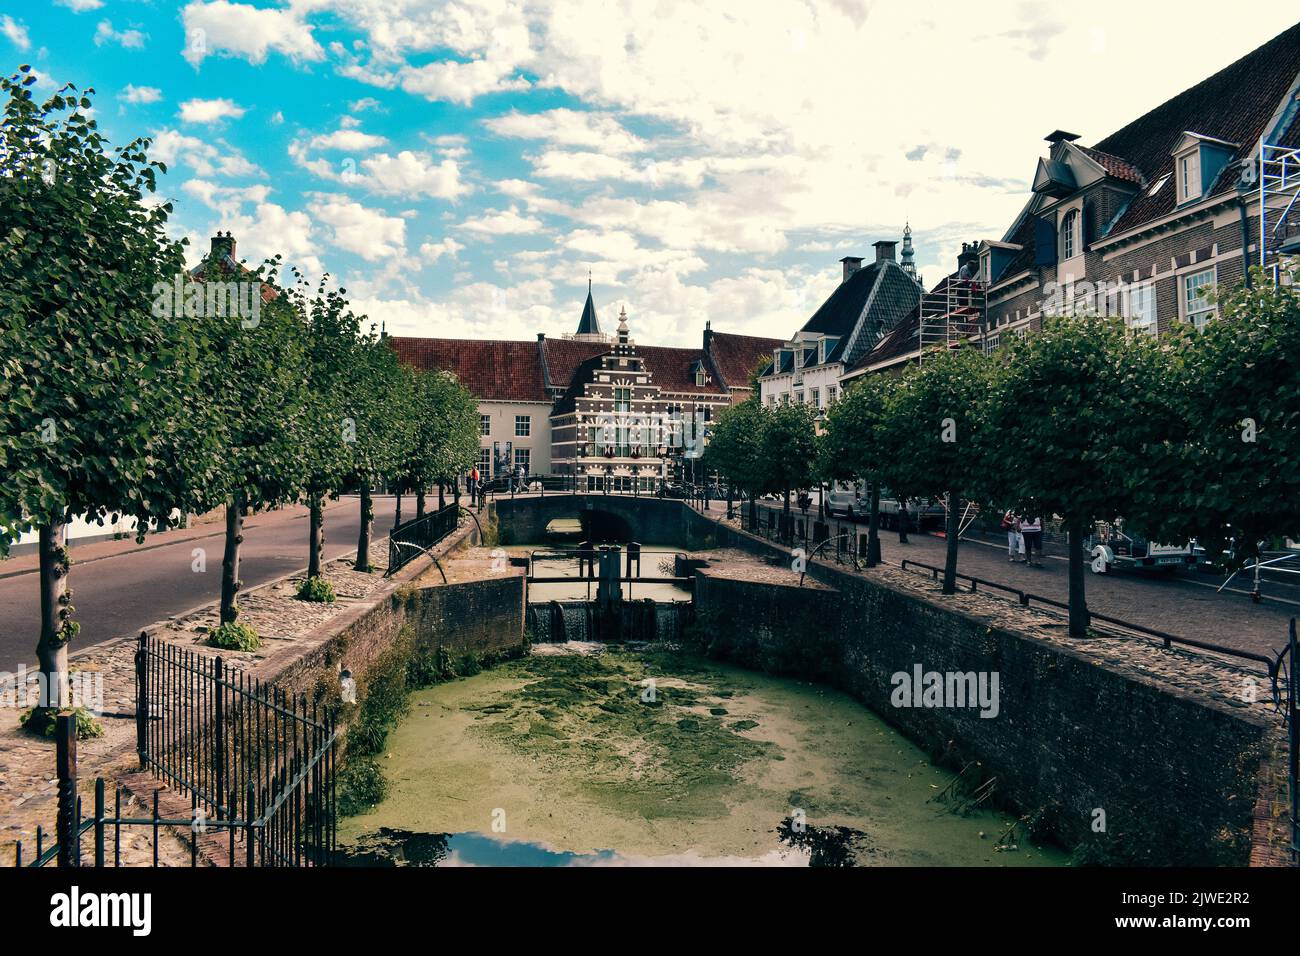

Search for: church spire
xmin=576 ymin=273 xmax=601 ymax=336
xmin=900 ymin=221 xmax=920 ymax=285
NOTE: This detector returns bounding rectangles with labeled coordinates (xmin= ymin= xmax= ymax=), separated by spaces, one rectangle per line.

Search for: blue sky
xmin=4 ymin=1 xmax=1298 ymax=345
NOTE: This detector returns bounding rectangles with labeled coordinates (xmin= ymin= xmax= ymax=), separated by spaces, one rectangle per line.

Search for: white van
xmin=826 ymin=481 xmax=866 ymax=518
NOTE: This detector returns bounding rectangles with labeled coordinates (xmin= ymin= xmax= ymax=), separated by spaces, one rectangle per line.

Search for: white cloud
xmin=484 ymin=108 xmax=645 ymax=154
xmin=394 ymin=58 xmax=530 ymax=105
xmin=94 ymin=19 xmax=147 ymax=49
xmin=178 ymin=97 xmax=246 ymax=124
xmin=530 ymin=150 xmax=637 ymax=182
xmin=360 ymin=151 xmax=469 ymax=200
xmin=120 ymin=84 xmax=162 ymax=105
xmin=419 ymin=237 xmax=464 ymax=263
xmin=1 ymin=15 xmax=30 ymax=50
xmin=57 ymin=0 xmax=104 ymax=11
xmin=457 ymin=206 xmax=543 ymax=236
xmin=349 ymin=97 xmax=383 ymax=113
xmin=307 ymin=193 xmax=407 ymax=261
xmin=181 ymin=0 xmax=324 ymax=68
xmin=151 ymin=128 xmax=263 ymax=178
xmin=309 ymin=128 xmax=389 ymax=151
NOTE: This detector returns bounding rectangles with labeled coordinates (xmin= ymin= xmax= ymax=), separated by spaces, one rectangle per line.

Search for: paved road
xmin=0 ymin=496 xmax=397 ymax=672
xmin=737 ymin=499 xmax=1298 ymax=660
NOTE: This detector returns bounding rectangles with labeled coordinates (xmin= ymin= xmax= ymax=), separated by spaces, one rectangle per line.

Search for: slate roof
xmin=1091 ymin=21 xmax=1300 ymax=237
xmin=388 ymin=337 xmax=550 ymax=403
xmin=576 ymin=285 xmax=601 ymax=335
xmin=800 ymin=260 xmax=884 ymax=336
xmin=540 ymin=338 xmax=610 ymax=393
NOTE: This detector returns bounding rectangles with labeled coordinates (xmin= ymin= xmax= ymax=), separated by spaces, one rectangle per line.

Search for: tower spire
xmin=900 ymin=221 xmax=920 ymax=285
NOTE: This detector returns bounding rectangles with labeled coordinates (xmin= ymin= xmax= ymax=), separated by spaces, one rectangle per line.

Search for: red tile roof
xmin=1077 ymin=146 xmax=1145 ymax=186
xmin=539 ymin=338 xmax=610 ymax=392
xmin=707 ymin=331 xmax=785 ymax=389
xmin=387 ymin=337 xmax=550 ymax=402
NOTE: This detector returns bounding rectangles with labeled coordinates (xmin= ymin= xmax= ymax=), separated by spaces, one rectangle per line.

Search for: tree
xmin=1145 ymin=273 xmax=1300 ymax=567
xmin=986 ymin=314 xmax=1169 ymax=635
xmin=199 ymin=260 xmax=311 ymax=630
xmin=291 ymin=276 xmax=367 ymax=585
xmin=763 ymin=401 xmax=819 ymax=540
xmin=395 ymin=368 xmax=479 ymax=523
xmin=344 ymin=337 xmax=415 ymax=573
xmin=703 ymin=398 xmax=770 ymax=527
xmin=818 ymin=374 xmax=899 ymax=565
xmin=0 ymin=69 xmax=202 ymax=709
xmin=884 ymin=348 xmax=997 ymax=595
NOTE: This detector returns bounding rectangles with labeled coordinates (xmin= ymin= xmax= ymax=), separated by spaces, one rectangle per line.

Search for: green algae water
xmin=336 ymin=645 xmax=1068 ymax=867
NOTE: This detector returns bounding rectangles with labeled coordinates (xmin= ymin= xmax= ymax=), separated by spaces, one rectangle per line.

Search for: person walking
xmin=1021 ymin=515 xmax=1043 ymax=566
xmin=468 ymin=465 xmax=479 ymax=500
xmin=1002 ymin=510 xmax=1025 ymax=563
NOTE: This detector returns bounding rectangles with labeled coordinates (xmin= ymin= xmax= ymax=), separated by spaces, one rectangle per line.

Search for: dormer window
xmin=1178 ymin=150 xmax=1201 ymax=203
xmin=694 ymin=368 xmax=706 ymax=387
xmin=1060 ymin=209 xmax=1080 ymax=260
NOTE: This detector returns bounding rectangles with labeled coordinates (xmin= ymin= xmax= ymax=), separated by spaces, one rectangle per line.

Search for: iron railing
xmin=132 ymin=634 xmax=337 ymax=866
xmin=387 ymin=502 xmax=460 ymax=574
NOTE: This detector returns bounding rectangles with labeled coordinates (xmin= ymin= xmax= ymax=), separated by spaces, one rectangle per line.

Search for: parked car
xmin=878 ymin=490 xmax=945 ymax=530
xmin=1087 ymin=521 xmax=1196 ymax=574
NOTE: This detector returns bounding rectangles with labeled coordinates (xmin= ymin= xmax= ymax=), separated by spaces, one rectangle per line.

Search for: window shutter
xmin=1034 ymin=216 xmax=1057 ymax=266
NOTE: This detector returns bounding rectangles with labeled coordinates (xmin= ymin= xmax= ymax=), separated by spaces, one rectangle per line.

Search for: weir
xmin=524 ymin=541 xmax=693 ymax=643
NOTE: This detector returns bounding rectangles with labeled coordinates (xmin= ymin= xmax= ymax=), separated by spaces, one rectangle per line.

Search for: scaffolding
xmin=1259 ymin=139 xmax=1300 ymax=283
xmin=918 ymin=276 xmax=987 ymax=363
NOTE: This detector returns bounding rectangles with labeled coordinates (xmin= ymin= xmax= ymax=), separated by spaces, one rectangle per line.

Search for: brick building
xmin=844 ymin=21 xmax=1300 ymax=381
xmin=388 ymin=288 xmax=781 ymax=486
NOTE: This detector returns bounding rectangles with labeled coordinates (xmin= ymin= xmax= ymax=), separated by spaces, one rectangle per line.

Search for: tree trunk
xmin=818 ymin=482 xmax=826 ymax=520
xmin=416 ymin=489 xmax=426 ymax=521
xmin=1067 ymin=516 xmax=1091 ymax=637
xmin=355 ymin=486 xmax=373 ymax=573
xmin=453 ymin=481 xmax=461 ymax=509
xmin=393 ymin=491 xmax=403 ymax=530
xmin=438 ymin=482 xmax=446 ymax=511
xmin=867 ymin=482 xmax=881 ymax=566
xmin=308 ymin=493 xmax=324 ymax=579
xmin=898 ymin=496 xmax=910 ymax=543
xmin=748 ymin=494 xmax=757 ymax=531
xmin=220 ymin=498 xmax=244 ymax=625
xmin=782 ymin=488 xmax=792 ymax=544
xmin=942 ymin=490 xmax=960 ymax=595
xmin=36 ymin=522 xmax=70 ymax=708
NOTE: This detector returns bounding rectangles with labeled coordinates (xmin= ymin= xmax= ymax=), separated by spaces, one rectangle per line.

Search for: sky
xmin=5 ymin=2 xmax=1299 ymax=346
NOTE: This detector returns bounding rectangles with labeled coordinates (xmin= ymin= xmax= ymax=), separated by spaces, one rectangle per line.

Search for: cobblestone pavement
xmin=0 ymin=537 xmax=397 ymax=867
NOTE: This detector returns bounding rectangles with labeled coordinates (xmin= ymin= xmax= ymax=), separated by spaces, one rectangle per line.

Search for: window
xmin=1125 ymin=283 xmax=1157 ymax=336
xmin=1183 ymin=268 xmax=1216 ymax=329
xmin=694 ymin=365 xmax=707 ymax=387
xmin=477 ymin=447 xmax=491 ymax=473
xmin=514 ymin=448 xmax=530 ymax=471
xmin=514 ymin=415 xmax=531 ymax=437
xmin=827 ymin=385 xmax=838 ymax=405
xmin=793 ymin=390 xmax=804 ymax=404
xmin=811 ymin=388 xmax=821 ymax=408
xmin=614 ymin=386 xmax=631 ymax=412
xmin=1178 ymin=151 xmax=1201 ymax=203
xmin=1060 ymin=209 xmax=1079 ymax=260
xmin=479 ymin=414 xmax=491 ymax=436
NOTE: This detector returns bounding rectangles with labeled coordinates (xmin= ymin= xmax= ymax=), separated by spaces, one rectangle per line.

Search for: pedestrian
xmin=469 ymin=465 xmax=479 ymax=499
xmin=1002 ymin=510 xmax=1025 ymax=562
xmin=1021 ymin=515 xmax=1043 ymax=565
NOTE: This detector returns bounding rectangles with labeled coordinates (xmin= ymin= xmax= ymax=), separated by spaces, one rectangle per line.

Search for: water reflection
xmin=334 ymin=819 xmax=874 ymax=867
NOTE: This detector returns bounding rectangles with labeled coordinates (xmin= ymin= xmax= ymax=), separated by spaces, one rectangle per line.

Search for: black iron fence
xmin=388 ymin=502 xmax=460 ymax=574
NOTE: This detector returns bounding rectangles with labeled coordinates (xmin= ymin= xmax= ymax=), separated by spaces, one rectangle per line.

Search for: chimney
xmin=537 ymin=332 xmax=546 ymax=341
xmin=872 ymin=240 xmax=897 ymax=263
xmin=839 ymin=256 xmax=864 ymax=282
xmin=957 ymin=241 xmax=979 ymax=274
xmin=210 ymin=230 xmax=236 ymax=260
xmin=702 ymin=319 xmax=714 ymax=353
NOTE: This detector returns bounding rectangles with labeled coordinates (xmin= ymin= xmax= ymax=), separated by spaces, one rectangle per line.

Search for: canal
xmin=335 ymin=643 xmax=1068 ymax=867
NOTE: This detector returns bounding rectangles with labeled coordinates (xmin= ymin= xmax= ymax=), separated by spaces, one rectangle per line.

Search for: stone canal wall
xmin=691 ymin=544 xmax=1273 ymax=867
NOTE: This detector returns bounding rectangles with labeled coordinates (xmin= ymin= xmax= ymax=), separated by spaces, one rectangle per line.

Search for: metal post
xmin=1290 ymin=618 xmax=1298 ymax=864
xmin=94 ymin=778 xmax=105 ymax=868
xmin=56 ymin=712 xmax=77 ymax=869
xmin=135 ymin=631 xmax=149 ymax=769
xmin=214 ymin=656 xmax=225 ymax=819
